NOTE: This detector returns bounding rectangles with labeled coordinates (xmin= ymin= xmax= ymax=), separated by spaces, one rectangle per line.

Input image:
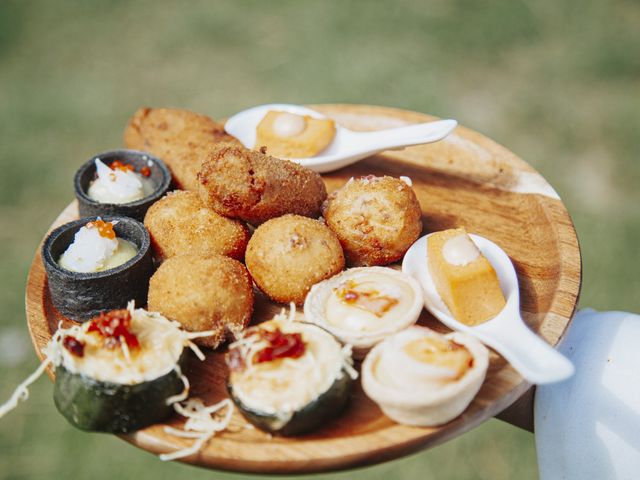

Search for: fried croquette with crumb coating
xmin=147 ymin=254 xmax=253 ymax=348
xmin=154 ymin=144 xmax=212 ymax=193
xmin=322 ymin=175 xmax=422 ymax=267
xmin=245 ymin=214 xmax=344 ymax=305
xmin=123 ymin=107 xmax=241 ymax=191
xmin=197 ymin=145 xmax=327 ymax=226
xmin=144 ymin=190 xmax=249 ymax=261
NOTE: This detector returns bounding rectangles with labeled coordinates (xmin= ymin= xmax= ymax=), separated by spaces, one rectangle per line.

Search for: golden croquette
xmin=245 ymin=214 xmax=345 ymax=305
xmin=197 ymin=145 xmax=327 ymax=226
xmin=124 ymin=107 xmax=241 ymax=190
xmin=147 ymin=254 xmax=253 ymax=348
xmin=322 ymin=175 xmax=422 ymax=266
xmin=144 ymin=190 xmax=249 ymax=261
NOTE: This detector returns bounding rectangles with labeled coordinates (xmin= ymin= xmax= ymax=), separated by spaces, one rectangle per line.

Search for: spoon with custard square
xmin=402 ymin=228 xmax=574 ymax=385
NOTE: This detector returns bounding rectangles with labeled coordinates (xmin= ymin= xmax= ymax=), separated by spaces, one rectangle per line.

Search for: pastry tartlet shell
xmin=361 ymin=329 xmax=489 ymax=426
xmin=303 ymin=267 xmax=424 ymax=359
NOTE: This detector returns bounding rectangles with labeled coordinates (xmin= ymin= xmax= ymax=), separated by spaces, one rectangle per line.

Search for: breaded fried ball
xmin=144 ymin=190 xmax=249 ymax=261
xmin=124 ymin=107 xmax=241 ymax=190
xmin=245 ymin=215 xmax=344 ymax=305
xmin=197 ymin=145 xmax=327 ymax=226
xmin=322 ymin=175 xmax=422 ymax=266
xmin=147 ymin=254 xmax=253 ymax=348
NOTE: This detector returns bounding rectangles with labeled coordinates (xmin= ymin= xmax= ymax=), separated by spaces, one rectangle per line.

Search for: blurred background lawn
xmin=0 ymin=0 xmax=638 ymax=479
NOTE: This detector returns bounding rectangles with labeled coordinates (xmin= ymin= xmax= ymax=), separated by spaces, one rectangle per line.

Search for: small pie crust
xmin=304 ymin=267 xmax=424 ymax=358
xmin=361 ymin=326 xmax=489 ymax=426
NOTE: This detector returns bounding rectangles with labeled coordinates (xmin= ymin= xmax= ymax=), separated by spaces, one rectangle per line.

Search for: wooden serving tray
xmin=25 ymin=104 xmax=581 ymax=474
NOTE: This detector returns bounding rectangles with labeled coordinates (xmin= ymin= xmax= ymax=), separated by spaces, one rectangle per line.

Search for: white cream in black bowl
xmin=42 ymin=216 xmax=154 ymax=322
xmin=74 ymin=150 xmax=171 ymax=222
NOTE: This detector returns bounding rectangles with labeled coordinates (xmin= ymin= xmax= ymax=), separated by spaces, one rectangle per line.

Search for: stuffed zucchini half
xmin=226 ymin=307 xmax=358 ymax=436
xmin=47 ymin=304 xmax=208 ymax=433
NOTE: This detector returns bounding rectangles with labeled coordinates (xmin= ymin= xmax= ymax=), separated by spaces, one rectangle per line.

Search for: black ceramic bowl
xmin=42 ymin=216 xmax=154 ymax=322
xmin=74 ymin=150 xmax=172 ymax=222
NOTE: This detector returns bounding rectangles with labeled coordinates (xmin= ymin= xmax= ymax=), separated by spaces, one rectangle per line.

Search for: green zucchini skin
xmin=228 ymin=369 xmax=352 ymax=436
xmin=53 ymin=353 xmax=187 ymax=433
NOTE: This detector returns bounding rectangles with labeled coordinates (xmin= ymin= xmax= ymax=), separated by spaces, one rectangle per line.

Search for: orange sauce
xmin=335 ymin=280 xmax=399 ymax=317
xmin=86 ymin=219 xmax=116 ymax=239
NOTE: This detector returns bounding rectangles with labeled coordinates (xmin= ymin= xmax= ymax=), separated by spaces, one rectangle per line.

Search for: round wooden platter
xmin=25 ymin=104 xmax=581 ymax=474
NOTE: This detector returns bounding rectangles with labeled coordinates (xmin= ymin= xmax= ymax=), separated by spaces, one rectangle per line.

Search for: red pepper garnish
xmin=254 ymin=328 xmax=306 ymax=364
xmin=62 ymin=335 xmax=85 ymax=357
xmin=87 ymin=309 xmax=140 ymax=350
xmin=110 ymin=160 xmax=135 ymax=172
xmin=140 ymin=166 xmax=151 ymax=177
xmin=227 ymin=327 xmax=307 ymax=373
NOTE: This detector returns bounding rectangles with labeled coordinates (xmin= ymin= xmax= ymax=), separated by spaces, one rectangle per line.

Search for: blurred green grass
xmin=0 ymin=0 xmax=638 ymax=478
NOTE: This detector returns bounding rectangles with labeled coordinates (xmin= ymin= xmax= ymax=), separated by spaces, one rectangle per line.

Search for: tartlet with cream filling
xmin=362 ymin=326 xmax=489 ymax=426
xmin=304 ymin=267 xmax=423 ymax=358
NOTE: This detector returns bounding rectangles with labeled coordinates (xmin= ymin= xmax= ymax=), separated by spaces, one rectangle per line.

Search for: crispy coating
xmin=197 ymin=145 xmax=327 ymax=225
xmin=124 ymin=107 xmax=241 ymax=191
xmin=245 ymin=214 xmax=345 ymax=305
xmin=147 ymin=254 xmax=253 ymax=348
xmin=322 ymin=175 xmax=423 ymax=266
xmin=144 ymin=190 xmax=249 ymax=261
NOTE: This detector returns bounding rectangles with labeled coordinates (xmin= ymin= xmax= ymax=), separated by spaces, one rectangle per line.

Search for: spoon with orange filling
xmin=224 ymin=103 xmax=457 ymax=173
xmin=402 ymin=230 xmax=574 ymax=384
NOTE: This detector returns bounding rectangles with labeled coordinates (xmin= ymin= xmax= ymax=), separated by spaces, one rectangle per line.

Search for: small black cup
xmin=42 ymin=216 xmax=154 ymax=322
xmin=74 ymin=150 xmax=171 ymax=222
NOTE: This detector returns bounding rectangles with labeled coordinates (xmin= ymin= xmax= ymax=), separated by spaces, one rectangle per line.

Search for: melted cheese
xmin=404 ymin=337 xmax=472 ymax=379
xmin=373 ymin=328 xmax=472 ymax=390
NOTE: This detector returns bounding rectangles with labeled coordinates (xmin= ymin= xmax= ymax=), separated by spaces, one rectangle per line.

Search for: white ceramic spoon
xmin=402 ymin=234 xmax=574 ymax=384
xmin=224 ymin=103 xmax=458 ymax=173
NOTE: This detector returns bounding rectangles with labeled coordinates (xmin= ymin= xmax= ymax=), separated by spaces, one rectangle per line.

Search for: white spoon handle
xmin=479 ymin=318 xmax=575 ymax=384
xmin=355 ymin=119 xmax=457 ymax=151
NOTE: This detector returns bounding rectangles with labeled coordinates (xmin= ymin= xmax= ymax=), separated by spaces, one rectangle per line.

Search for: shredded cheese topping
xmin=0 ymin=304 xmax=220 ymax=441
xmin=1 ymin=303 xmax=357 ymax=462
xmin=160 ymin=398 xmax=234 ymax=462
xmin=164 ymin=366 xmax=190 ymax=405
xmin=52 ymin=303 xmax=214 ymax=384
xmin=0 ymin=354 xmax=53 ymax=419
xmin=228 ymin=304 xmax=357 ymax=418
